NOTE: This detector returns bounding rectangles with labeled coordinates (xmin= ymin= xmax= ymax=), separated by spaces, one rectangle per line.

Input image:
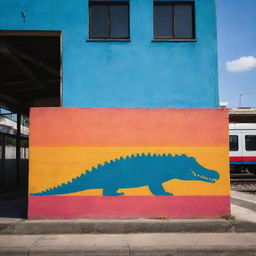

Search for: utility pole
xmin=239 ymin=93 xmax=256 ymax=107
xmin=239 ymin=94 xmax=242 ymax=107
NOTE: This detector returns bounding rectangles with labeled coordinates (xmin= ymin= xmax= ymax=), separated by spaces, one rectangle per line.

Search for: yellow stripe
xmin=29 ymin=146 xmax=230 ymax=195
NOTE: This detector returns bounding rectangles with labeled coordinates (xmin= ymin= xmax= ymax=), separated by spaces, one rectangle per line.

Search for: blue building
xmin=0 ymin=0 xmax=219 ymax=109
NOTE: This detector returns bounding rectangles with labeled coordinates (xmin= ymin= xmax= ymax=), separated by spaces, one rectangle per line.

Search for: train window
xmin=229 ymin=135 xmax=238 ymax=151
xmin=245 ymin=135 xmax=256 ymax=151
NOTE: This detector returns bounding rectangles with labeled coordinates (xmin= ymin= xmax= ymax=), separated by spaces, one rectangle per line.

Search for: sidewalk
xmin=1 ymin=233 xmax=256 ymax=256
xmin=231 ymin=190 xmax=256 ymax=224
xmin=0 ymin=190 xmax=256 ymax=255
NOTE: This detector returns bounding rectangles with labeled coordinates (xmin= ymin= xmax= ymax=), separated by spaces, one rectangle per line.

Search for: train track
xmin=231 ymin=174 xmax=256 ymax=193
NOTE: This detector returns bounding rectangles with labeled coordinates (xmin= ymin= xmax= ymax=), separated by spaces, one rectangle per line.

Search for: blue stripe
xmin=231 ymin=161 xmax=256 ymax=165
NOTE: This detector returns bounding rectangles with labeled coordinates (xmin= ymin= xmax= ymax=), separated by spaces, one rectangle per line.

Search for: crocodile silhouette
xmin=31 ymin=153 xmax=220 ymax=196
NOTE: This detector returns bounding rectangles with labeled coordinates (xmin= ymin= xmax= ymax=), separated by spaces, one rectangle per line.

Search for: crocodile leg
xmin=102 ymin=187 xmax=125 ymax=196
xmin=148 ymin=183 xmax=173 ymax=196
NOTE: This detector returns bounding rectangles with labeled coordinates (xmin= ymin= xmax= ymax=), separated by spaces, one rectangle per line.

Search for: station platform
xmin=0 ymin=190 xmax=256 ymax=255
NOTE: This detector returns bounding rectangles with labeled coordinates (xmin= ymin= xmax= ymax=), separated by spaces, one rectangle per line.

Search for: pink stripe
xmin=28 ymin=196 xmax=230 ymax=219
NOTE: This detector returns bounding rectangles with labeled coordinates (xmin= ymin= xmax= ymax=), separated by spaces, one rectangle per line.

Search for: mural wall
xmin=28 ymin=108 xmax=230 ymax=219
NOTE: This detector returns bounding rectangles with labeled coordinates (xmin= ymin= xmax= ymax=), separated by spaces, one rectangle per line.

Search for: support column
xmin=16 ymin=111 xmax=21 ymax=186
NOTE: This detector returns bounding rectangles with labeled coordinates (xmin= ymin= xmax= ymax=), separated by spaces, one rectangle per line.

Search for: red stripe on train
xmin=230 ymin=156 xmax=256 ymax=162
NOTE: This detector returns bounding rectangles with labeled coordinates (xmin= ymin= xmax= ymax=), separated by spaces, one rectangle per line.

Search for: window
xmin=89 ymin=1 xmax=130 ymax=39
xmin=230 ymin=135 xmax=239 ymax=151
xmin=5 ymin=137 xmax=16 ymax=160
xmin=154 ymin=2 xmax=195 ymax=40
xmin=245 ymin=135 xmax=256 ymax=151
xmin=20 ymin=139 xmax=29 ymax=160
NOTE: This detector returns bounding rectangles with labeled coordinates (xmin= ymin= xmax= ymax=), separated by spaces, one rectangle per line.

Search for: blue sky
xmin=216 ymin=0 xmax=256 ymax=108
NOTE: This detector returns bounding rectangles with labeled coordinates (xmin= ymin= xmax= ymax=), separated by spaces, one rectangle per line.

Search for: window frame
xmin=229 ymin=135 xmax=239 ymax=152
xmin=89 ymin=1 xmax=130 ymax=40
xmin=245 ymin=135 xmax=256 ymax=151
xmin=153 ymin=1 xmax=196 ymax=41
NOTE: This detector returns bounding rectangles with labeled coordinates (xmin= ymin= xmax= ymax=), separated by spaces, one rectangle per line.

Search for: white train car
xmin=229 ymin=123 xmax=256 ymax=174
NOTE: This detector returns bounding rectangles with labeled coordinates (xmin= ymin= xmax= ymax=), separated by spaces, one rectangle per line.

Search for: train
xmin=229 ymin=123 xmax=256 ymax=175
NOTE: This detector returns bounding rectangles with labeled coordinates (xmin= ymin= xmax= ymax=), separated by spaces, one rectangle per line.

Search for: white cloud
xmin=226 ymin=56 xmax=256 ymax=72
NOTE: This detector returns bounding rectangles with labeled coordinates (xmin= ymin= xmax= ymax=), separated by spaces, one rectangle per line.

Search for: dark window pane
xmin=154 ymin=5 xmax=173 ymax=38
xmin=90 ymin=5 xmax=109 ymax=38
xmin=111 ymin=5 xmax=129 ymax=38
xmin=245 ymin=135 xmax=256 ymax=151
xmin=229 ymin=135 xmax=238 ymax=151
xmin=174 ymin=4 xmax=193 ymax=38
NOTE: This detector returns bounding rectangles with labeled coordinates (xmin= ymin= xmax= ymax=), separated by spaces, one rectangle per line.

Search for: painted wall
xmin=28 ymin=108 xmax=230 ymax=219
xmin=0 ymin=0 xmax=219 ymax=108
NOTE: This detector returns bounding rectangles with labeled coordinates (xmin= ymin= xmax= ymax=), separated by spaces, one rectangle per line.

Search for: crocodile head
xmin=176 ymin=155 xmax=220 ymax=183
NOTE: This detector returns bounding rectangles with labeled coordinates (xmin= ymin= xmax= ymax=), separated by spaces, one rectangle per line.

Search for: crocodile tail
xmin=31 ymin=172 xmax=91 ymax=196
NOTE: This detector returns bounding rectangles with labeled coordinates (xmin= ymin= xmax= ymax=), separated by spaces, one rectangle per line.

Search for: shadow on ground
xmin=0 ymin=188 xmax=28 ymax=218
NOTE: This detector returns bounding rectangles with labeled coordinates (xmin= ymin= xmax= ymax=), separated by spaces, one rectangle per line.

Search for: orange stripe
xmin=29 ymin=146 xmax=230 ymax=195
xmin=30 ymin=108 xmax=228 ymax=147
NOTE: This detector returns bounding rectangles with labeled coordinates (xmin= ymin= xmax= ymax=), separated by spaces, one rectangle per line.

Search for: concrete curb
xmin=28 ymin=247 xmax=129 ymax=256
xmin=1 ymin=218 xmax=256 ymax=234
xmin=0 ymin=248 xmax=28 ymax=256
xmin=231 ymin=220 xmax=256 ymax=232
xmin=2 ymin=247 xmax=256 ymax=256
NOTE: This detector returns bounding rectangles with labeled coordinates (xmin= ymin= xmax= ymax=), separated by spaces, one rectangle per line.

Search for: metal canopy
xmin=0 ymin=34 xmax=61 ymax=114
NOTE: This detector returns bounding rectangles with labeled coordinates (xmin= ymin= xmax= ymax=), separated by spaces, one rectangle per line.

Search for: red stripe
xmin=243 ymin=156 xmax=256 ymax=161
xmin=28 ymin=196 xmax=230 ymax=219
xmin=230 ymin=156 xmax=256 ymax=162
xmin=230 ymin=157 xmax=243 ymax=161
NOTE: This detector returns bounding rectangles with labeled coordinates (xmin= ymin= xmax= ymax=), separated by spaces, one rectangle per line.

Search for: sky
xmin=216 ymin=0 xmax=256 ymax=108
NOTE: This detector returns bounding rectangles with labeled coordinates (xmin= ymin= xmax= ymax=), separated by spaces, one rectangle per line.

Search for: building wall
xmin=0 ymin=0 xmax=219 ymax=108
xmin=1 ymin=0 xmax=229 ymax=219
xmin=28 ymin=108 xmax=230 ymax=219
